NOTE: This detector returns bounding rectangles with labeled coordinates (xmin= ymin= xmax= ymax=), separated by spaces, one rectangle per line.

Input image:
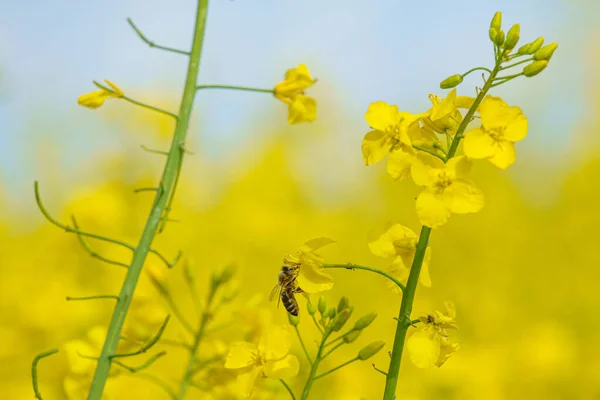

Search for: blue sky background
xmin=0 ymin=0 xmax=597 ymax=209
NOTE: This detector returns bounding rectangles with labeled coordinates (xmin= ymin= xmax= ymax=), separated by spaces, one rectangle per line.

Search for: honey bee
xmin=269 ymin=264 xmax=303 ymax=316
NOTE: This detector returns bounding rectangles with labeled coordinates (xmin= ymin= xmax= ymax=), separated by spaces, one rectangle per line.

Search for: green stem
xmin=177 ymin=284 xmax=217 ymax=399
xmin=122 ymin=95 xmax=178 ymax=119
xmin=127 ymin=18 xmax=190 ymax=56
xmin=31 ymin=348 xmax=59 ymax=400
xmin=66 ymin=295 xmax=119 ymax=301
xmin=85 ymin=1 xmax=209 ymax=398
xmin=310 ymin=314 xmax=324 ymax=334
xmin=280 ymin=379 xmax=297 ymax=400
xmin=501 ymin=57 xmax=532 ymax=70
xmin=412 ymin=145 xmax=445 ymax=162
xmin=461 ymin=66 xmax=493 ymax=77
xmin=321 ymin=340 xmax=344 ymax=359
xmin=196 ymin=84 xmax=274 ymax=94
xmin=294 ymin=326 xmax=313 ymax=365
xmin=382 ymin=226 xmax=431 ymax=400
xmin=491 ymin=74 xmax=522 ymax=88
xmin=300 ymin=331 xmax=330 ymax=400
xmin=314 ymin=356 xmax=359 ymax=380
xmin=323 ymin=264 xmax=405 ymax=292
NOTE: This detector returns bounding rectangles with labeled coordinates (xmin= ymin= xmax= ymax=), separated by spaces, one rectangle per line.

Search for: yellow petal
xmin=296 ymin=263 xmax=334 ymax=293
xmin=446 ymin=155 xmax=472 ymax=179
xmin=368 ymin=223 xmax=415 ymax=258
xmin=287 ymin=95 xmax=316 ymax=124
xmin=444 ymin=179 xmax=484 ymax=214
xmin=455 ymin=96 xmax=475 ymax=109
xmin=407 ymin=329 xmax=441 ymax=368
xmin=362 ymin=130 xmax=394 ymax=166
xmin=104 ymin=79 xmax=124 ymax=97
xmin=235 ymin=365 xmax=263 ymax=398
xmin=386 ymin=257 xmax=409 ymax=294
xmin=264 ymin=354 xmax=300 ymax=379
xmin=488 ymin=141 xmax=517 ymax=169
xmin=463 ymin=128 xmax=496 ymax=159
xmin=365 ymin=101 xmax=399 ymax=131
xmin=419 ymin=247 xmax=433 ymax=287
xmin=430 ymin=89 xmax=457 ymax=121
xmin=258 ymin=326 xmax=291 ymax=361
xmin=64 ymin=339 xmax=97 ymax=375
xmin=416 ymin=189 xmax=451 ymax=228
xmin=225 ymin=342 xmax=257 ymax=369
xmin=77 ymin=90 xmax=109 ymax=109
xmin=411 ymin=153 xmax=445 ymax=187
xmin=503 ymin=111 xmax=528 ymax=142
xmin=436 ymin=338 xmax=459 ymax=367
xmin=387 ymin=147 xmax=416 ymax=180
xmin=302 ymin=237 xmax=336 ymax=252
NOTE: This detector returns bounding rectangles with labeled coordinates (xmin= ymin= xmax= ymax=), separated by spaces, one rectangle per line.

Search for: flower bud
xmin=528 ymin=37 xmax=545 ymax=54
xmin=504 ymin=24 xmax=520 ymax=51
xmin=331 ymin=309 xmax=351 ymax=332
xmin=337 ymin=296 xmax=350 ymax=313
xmin=488 ymin=28 xmax=498 ymax=43
xmin=354 ymin=313 xmax=377 ymax=330
xmin=358 ymin=341 xmax=385 ymax=360
xmin=288 ymin=313 xmax=300 ymax=326
xmin=183 ymin=259 xmax=196 ymax=284
xmin=523 ymin=60 xmax=548 ymax=77
xmin=318 ymin=296 xmax=327 ymax=315
xmin=307 ymin=301 xmax=317 ymax=315
xmin=533 ymin=43 xmax=558 ymax=61
xmin=327 ymin=308 xmax=337 ymax=320
xmin=343 ymin=330 xmax=361 ymax=343
xmin=494 ymin=29 xmax=505 ymax=47
xmin=439 ymin=74 xmax=463 ymax=89
xmin=490 ymin=12 xmax=502 ymax=32
xmin=517 ymin=43 xmax=530 ymax=55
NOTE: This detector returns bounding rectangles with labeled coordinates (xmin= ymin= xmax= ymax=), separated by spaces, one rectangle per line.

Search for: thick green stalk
xmin=300 ymin=331 xmax=330 ymax=400
xmin=382 ymin=61 xmax=502 ymax=400
xmin=85 ymin=1 xmax=209 ymax=399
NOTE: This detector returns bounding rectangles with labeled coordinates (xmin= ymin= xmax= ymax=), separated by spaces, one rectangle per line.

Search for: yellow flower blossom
xmin=283 ymin=237 xmax=336 ymax=293
xmin=274 ymin=64 xmax=317 ymax=125
xmin=368 ymin=223 xmax=432 ymax=292
xmin=77 ymin=79 xmax=124 ymax=109
xmin=407 ymin=302 xmax=459 ymax=368
xmin=411 ymin=154 xmax=484 ymax=228
xmin=422 ymin=89 xmax=463 ymax=135
xmin=224 ymin=326 xmax=299 ymax=397
xmin=361 ymin=101 xmax=430 ymax=180
xmin=463 ymin=96 xmax=528 ymax=169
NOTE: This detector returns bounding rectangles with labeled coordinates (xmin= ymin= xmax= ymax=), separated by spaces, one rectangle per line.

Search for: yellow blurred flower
xmin=224 ymin=326 xmax=299 ymax=397
xmin=411 ymin=154 xmax=484 ymax=228
xmin=77 ymin=79 xmax=124 ymax=109
xmin=422 ymin=89 xmax=463 ymax=135
xmin=463 ymin=96 xmax=528 ymax=169
xmin=283 ymin=237 xmax=336 ymax=293
xmin=407 ymin=301 xmax=459 ymax=368
xmin=274 ymin=64 xmax=317 ymax=125
xmin=368 ymin=223 xmax=432 ymax=292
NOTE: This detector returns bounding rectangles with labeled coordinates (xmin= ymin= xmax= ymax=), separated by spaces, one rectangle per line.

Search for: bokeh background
xmin=2 ymin=0 xmax=600 ymax=399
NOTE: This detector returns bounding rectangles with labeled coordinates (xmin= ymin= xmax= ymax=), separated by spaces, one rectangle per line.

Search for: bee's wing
xmin=268 ymin=283 xmax=280 ymax=302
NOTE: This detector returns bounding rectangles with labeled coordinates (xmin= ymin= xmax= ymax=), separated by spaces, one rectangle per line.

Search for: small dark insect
xmin=269 ymin=263 xmax=303 ymax=316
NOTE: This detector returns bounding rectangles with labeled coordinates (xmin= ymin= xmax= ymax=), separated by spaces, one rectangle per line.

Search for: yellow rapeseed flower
xmin=368 ymin=223 xmax=432 ymax=292
xmin=411 ymin=154 xmax=484 ymax=228
xmin=463 ymin=96 xmax=528 ymax=169
xmin=274 ymin=64 xmax=317 ymax=124
xmin=407 ymin=302 xmax=459 ymax=368
xmin=224 ymin=326 xmax=299 ymax=397
xmin=422 ymin=88 xmax=462 ymax=135
xmin=77 ymin=79 xmax=124 ymax=109
xmin=283 ymin=237 xmax=336 ymax=293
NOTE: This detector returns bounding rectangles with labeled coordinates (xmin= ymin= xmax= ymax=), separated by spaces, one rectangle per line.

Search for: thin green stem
xmin=177 ymin=283 xmax=218 ymax=399
xmin=314 ymin=356 xmax=359 ymax=380
xmin=158 ymin=146 xmax=184 ymax=234
xmin=322 ymin=340 xmax=344 ymax=359
xmin=66 ymin=295 xmax=119 ymax=301
xmin=111 ymin=315 xmax=170 ymax=358
xmin=141 ymin=145 xmax=169 ymax=156
xmin=310 ymin=314 xmax=324 ymax=334
xmin=372 ymin=364 xmax=388 ymax=376
xmin=412 ymin=145 xmax=445 ymax=162
xmin=196 ymin=84 xmax=274 ymax=94
xmin=491 ymin=74 xmax=522 ymax=88
xmin=31 ymin=348 xmax=59 ymax=400
xmin=71 ymin=217 xmax=129 ymax=268
xmin=501 ymin=57 xmax=532 ymax=70
xmin=113 ymin=351 xmax=166 ymax=373
xmin=300 ymin=330 xmax=330 ymax=400
xmin=323 ymin=264 xmax=405 ymax=292
xmin=127 ymin=18 xmax=190 ymax=56
xmin=122 ymin=95 xmax=178 ymax=119
xmin=85 ymin=1 xmax=209 ymax=397
xmin=135 ymin=373 xmax=178 ymax=400
xmin=433 ymin=142 xmax=447 ymax=155
xmin=134 ymin=187 xmax=159 ymax=193
xmin=294 ymin=326 xmax=313 ymax=365
xmin=280 ymin=379 xmax=297 ymax=400
xmin=461 ymin=66 xmax=493 ymax=77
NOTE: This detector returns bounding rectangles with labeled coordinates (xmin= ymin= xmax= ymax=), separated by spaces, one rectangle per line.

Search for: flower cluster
xmin=274 ymin=64 xmax=318 ymax=125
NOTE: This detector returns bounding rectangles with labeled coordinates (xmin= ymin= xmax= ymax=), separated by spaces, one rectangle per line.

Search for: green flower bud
xmin=211 ymin=264 xmax=236 ymax=287
xmin=533 ymin=43 xmax=558 ymax=61
xmin=288 ymin=313 xmax=300 ymax=326
xmin=494 ymin=29 xmax=505 ymax=47
xmin=337 ymin=296 xmax=350 ymax=313
xmin=354 ymin=313 xmax=377 ymax=330
xmin=490 ymin=11 xmax=502 ymax=31
xmin=358 ymin=341 xmax=385 ymax=361
xmin=328 ymin=308 xmax=337 ymax=319
xmin=307 ymin=301 xmax=316 ymax=315
xmin=504 ymin=24 xmax=520 ymax=51
xmin=318 ymin=296 xmax=328 ymax=315
xmin=331 ymin=309 xmax=351 ymax=332
xmin=439 ymin=74 xmax=463 ymax=89
xmin=488 ymin=27 xmax=498 ymax=43
xmin=517 ymin=43 xmax=530 ymax=55
xmin=523 ymin=60 xmax=548 ymax=77
xmin=343 ymin=330 xmax=361 ymax=343
xmin=528 ymin=37 xmax=545 ymax=54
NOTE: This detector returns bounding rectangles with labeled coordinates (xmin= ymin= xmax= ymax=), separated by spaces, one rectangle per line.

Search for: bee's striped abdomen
xmin=281 ymin=289 xmax=299 ymax=316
